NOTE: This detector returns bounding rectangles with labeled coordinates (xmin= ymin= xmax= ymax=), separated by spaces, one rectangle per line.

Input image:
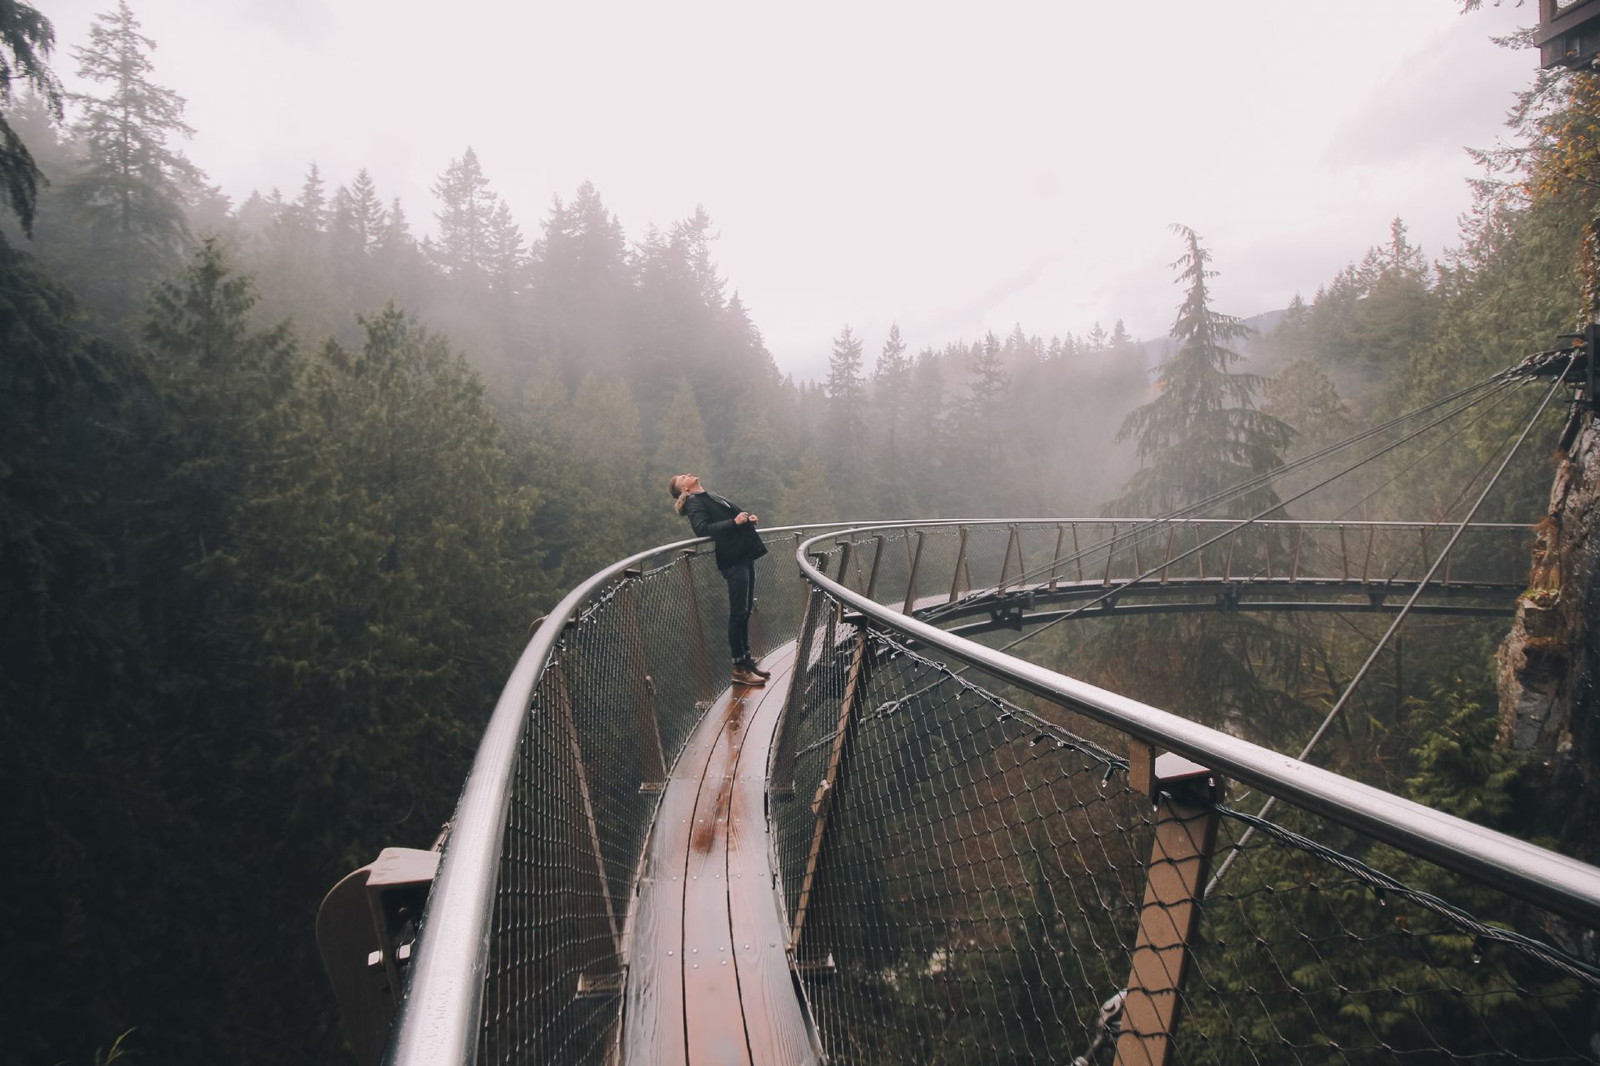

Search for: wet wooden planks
xmin=622 ymin=646 xmax=818 ymax=1066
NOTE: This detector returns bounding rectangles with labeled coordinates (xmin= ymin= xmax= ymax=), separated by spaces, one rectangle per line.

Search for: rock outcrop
xmin=1497 ymin=408 xmax=1600 ymax=863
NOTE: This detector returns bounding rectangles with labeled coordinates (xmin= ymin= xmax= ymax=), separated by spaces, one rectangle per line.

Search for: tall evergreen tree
xmin=0 ymin=0 xmax=63 ymax=235
xmin=66 ymin=0 xmax=198 ymax=252
xmin=430 ymin=146 xmax=502 ymax=280
xmin=824 ymin=325 xmax=868 ymax=510
xmin=1112 ymin=225 xmax=1291 ymax=517
xmin=871 ymin=323 xmax=913 ymax=512
xmin=528 ymin=182 xmax=630 ymax=385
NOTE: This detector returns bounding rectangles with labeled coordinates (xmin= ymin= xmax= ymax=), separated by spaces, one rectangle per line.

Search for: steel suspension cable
xmin=1227 ymin=381 xmax=1526 ymax=587
xmin=925 ymin=372 xmax=1518 ymax=620
xmin=866 ymin=378 xmax=1527 ymax=717
xmin=978 ymin=374 xmax=1523 ymax=652
xmin=1205 ymin=359 xmax=1574 ymax=893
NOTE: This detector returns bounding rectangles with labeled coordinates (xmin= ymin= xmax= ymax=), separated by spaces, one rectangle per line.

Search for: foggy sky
xmin=40 ymin=0 xmax=1533 ymax=379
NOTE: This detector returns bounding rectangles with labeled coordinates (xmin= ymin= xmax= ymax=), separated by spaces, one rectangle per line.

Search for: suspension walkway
xmin=622 ymin=646 xmax=814 ymax=1065
xmin=323 ymin=360 xmax=1600 ymax=1065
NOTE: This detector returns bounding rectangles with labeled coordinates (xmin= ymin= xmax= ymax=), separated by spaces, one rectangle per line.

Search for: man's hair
xmin=668 ymin=475 xmax=682 ymax=499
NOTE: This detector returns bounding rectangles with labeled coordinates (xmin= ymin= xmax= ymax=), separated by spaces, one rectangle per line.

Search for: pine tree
xmin=1112 ymin=225 xmax=1291 ymax=517
xmin=528 ymin=182 xmax=629 ymax=385
xmin=962 ymin=330 xmax=1010 ymax=462
xmin=331 ymin=167 xmax=386 ymax=258
xmin=824 ymin=325 xmax=868 ymax=510
xmin=0 ymin=0 xmax=64 ymax=235
xmin=430 ymin=146 xmax=504 ymax=280
xmin=67 ymin=0 xmax=199 ymax=252
xmin=871 ymin=323 xmax=912 ymax=512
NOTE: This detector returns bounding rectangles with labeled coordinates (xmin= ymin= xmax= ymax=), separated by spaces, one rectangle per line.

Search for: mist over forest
xmin=3 ymin=2 xmax=1596 ymax=1063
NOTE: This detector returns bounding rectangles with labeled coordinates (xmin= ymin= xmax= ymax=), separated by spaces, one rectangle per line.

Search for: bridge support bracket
xmin=1117 ymin=745 xmax=1223 ymax=1066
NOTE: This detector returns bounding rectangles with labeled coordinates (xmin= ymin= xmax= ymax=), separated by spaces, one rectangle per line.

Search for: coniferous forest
xmin=4 ymin=3 xmax=1599 ymax=1063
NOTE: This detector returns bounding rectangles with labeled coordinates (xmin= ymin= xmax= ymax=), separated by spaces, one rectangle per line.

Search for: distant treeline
xmin=2 ymin=3 xmax=1595 ymax=1064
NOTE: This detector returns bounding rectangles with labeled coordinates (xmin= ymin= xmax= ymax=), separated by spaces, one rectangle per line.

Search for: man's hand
xmin=735 ymin=512 xmax=760 ymax=526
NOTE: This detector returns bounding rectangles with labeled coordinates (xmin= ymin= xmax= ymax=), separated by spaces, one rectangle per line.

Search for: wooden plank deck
xmin=622 ymin=645 xmax=819 ymax=1066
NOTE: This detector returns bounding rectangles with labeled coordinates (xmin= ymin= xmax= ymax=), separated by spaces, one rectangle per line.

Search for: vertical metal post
xmin=1194 ymin=526 xmax=1206 ymax=580
xmin=616 ymin=578 xmax=668 ymax=790
xmin=1118 ymin=749 xmax=1223 ymax=1066
xmin=1049 ymin=524 xmax=1066 ymax=591
xmin=790 ymin=629 xmax=871 ymax=955
xmin=833 ymin=540 xmax=855 ymax=623
xmin=676 ymin=549 xmax=714 ymax=696
xmin=1000 ymin=524 xmax=1022 ymax=593
xmin=547 ymin=662 xmax=625 ymax=975
xmin=773 ymin=574 xmax=828 ymax=797
xmin=1072 ymin=523 xmax=1085 ymax=582
xmin=1362 ymin=526 xmax=1375 ymax=584
xmin=865 ymin=534 xmax=886 ymax=602
xmin=1290 ymin=526 xmax=1303 ymax=583
xmin=903 ymin=530 xmax=925 ymax=615
xmin=1160 ymin=525 xmax=1175 ymax=584
xmin=1339 ymin=525 xmax=1350 ymax=582
xmin=948 ymin=526 xmax=970 ymax=605
xmin=1104 ymin=524 xmax=1119 ymax=586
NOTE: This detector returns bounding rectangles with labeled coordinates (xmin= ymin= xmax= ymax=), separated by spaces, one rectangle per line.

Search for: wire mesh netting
xmin=409 ymin=518 xmax=1594 ymax=1066
xmin=473 ymin=531 xmax=817 ymax=1064
xmin=1177 ymin=804 xmax=1600 ymax=1065
xmin=772 ymin=617 xmax=1154 ymax=1064
xmin=771 ymin=589 xmax=1600 ymax=1064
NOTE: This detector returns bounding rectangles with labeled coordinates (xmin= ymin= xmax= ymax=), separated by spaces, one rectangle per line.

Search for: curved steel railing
xmin=794 ymin=524 xmax=1600 ymax=928
xmin=385 ymin=516 xmax=1593 ymax=1066
xmin=386 ymin=524 xmax=853 ymax=1066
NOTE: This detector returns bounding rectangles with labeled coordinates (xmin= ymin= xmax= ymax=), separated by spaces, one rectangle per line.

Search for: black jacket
xmin=682 ymin=491 xmax=769 ymax=570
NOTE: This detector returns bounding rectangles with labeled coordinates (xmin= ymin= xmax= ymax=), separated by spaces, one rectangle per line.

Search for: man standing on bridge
xmin=669 ymin=473 xmax=771 ymax=687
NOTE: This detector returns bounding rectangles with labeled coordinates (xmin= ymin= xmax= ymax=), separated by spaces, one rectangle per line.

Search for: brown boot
xmin=731 ymin=666 xmax=767 ymax=687
xmin=738 ymin=656 xmax=772 ymax=679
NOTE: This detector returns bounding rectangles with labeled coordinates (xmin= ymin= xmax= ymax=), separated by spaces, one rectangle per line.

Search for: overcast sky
xmin=41 ymin=0 xmax=1534 ymax=380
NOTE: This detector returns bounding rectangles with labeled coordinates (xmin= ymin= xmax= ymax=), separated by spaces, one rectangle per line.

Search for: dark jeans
xmin=720 ymin=559 xmax=756 ymax=661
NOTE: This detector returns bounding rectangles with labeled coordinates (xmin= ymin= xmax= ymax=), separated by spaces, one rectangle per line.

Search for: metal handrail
xmin=385 ymin=523 xmax=859 ymax=1066
xmin=385 ymin=515 xmax=1564 ymax=1066
xmin=796 ymin=525 xmax=1600 ymax=930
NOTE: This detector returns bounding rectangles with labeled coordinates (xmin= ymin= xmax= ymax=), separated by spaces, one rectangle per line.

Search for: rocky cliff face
xmin=1497 ymin=408 xmax=1600 ymax=863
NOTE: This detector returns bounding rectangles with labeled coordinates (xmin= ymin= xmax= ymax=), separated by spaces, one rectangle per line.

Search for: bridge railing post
xmin=1000 ymin=523 xmax=1023 ymax=593
xmin=545 ymin=661 xmax=625 ymax=983
xmin=949 ymin=525 xmax=971 ymax=604
xmin=789 ymin=624 xmax=871 ymax=960
xmin=1048 ymin=523 xmax=1067 ymax=591
xmin=1116 ymin=746 xmax=1223 ymax=1066
xmin=676 ymin=549 xmax=715 ymax=698
xmin=902 ymin=530 xmax=925 ymax=614
xmin=772 ymin=559 xmax=831 ymax=797
xmin=865 ymin=534 xmax=886 ymax=602
xmin=615 ymin=575 xmax=668 ymax=791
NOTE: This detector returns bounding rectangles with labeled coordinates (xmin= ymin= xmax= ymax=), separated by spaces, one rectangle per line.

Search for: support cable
xmin=1205 ymin=359 xmax=1574 ymax=894
xmin=924 ymin=373 xmax=1517 ymax=622
xmin=981 ymin=375 xmax=1522 ymax=653
xmin=865 ymin=377 xmax=1527 ymax=717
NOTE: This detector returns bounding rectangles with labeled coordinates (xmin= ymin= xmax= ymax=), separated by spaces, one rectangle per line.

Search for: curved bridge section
xmin=385 ymin=520 xmax=1600 ymax=1066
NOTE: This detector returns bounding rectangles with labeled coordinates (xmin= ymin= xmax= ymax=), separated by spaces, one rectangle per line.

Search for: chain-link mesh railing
xmin=388 ymin=526 xmax=830 ymax=1066
xmin=387 ymin=518 xmax=1590 ymax=1066
xmin=785 ymin=523 xmax=1600 ymax=1066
